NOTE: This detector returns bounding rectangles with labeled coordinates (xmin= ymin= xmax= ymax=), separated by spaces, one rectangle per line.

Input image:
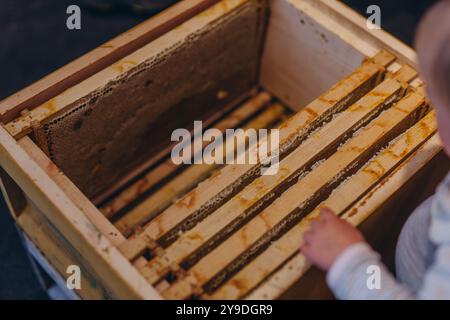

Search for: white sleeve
xmin=418 ymin=179 xmax=450 ymax=300
xmin=327 ymin=172 xmax=450 ymax=300
xmin=418 ymin=246 xmax=450 ymax=299
xmin=327 ymin=242 xmax=414 ymax=300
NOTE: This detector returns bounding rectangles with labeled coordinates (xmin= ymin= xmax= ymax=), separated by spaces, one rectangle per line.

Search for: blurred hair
xmin=415 ymin=0 xmax=450 ymax=109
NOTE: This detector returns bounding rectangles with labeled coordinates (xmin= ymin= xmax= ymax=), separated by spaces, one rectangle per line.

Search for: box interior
xmin=30 ymin=0 xmax=375 ymax=205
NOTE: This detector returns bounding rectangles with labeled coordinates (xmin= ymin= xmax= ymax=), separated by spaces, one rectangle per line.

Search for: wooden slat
xmin=120 ymin=51 xmax=394 ymax=260
xmin=0 ymin=0 xmax=220 ymax=124
xmin=134 ymin=68 xmax=416 ymax=285
xmin=115 ymin=102 xmax=284 ymax=232
xmin=105 ymin=92 xmax=271 ymax=220
xmin=165 ymin=92 xmax=431 ymax=299
xmin=390 ymin=64 xmax=417 ymax=84
xmin=247 ymin=125 xmax=440 ymax=300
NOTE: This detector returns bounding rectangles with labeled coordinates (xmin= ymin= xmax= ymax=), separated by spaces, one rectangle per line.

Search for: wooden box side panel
xmin=17 ymin=200 xmax=113 ymax=300
xmin=260 ymin=0 xmax=417 ymax=112
xmin=260 ymin=0 xmax=367 ymax=111
xmin=0 ymin=125 xmax=161 ymax=299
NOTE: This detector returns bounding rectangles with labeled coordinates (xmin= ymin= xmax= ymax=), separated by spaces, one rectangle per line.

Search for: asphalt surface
xmin=0 ymin=0 xmax=438 ymax=299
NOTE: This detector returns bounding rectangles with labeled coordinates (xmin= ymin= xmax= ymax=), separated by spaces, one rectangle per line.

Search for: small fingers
xmin=310 ymin=219 xmax=319 ymax=231
xmin=300 ymin=242 xmax=311 ymax=256
xmin=320 ymin=207 xmax=335 ymax=220
xmin=303 ymin=230 xmax=313 ymax=244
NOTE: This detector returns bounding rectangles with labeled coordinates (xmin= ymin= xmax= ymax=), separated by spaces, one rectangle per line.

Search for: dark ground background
xmin=0 ymin=0 xmax=439 ymax=299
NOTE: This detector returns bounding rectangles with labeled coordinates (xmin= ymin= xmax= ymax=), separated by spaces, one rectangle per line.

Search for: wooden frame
xmin=0 ymin=0 xmax=445 ymax=300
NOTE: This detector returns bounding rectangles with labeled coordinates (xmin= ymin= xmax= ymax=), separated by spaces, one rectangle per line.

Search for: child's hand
xmin=301 ymin=208 xmax=365 ymax=271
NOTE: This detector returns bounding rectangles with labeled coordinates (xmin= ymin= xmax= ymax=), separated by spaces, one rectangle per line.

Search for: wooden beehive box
xmin=0 ymin=0 xmax=448 ymax=299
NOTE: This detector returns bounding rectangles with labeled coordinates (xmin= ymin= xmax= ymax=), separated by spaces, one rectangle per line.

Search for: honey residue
xmin=177 ymin=191 xmax=197 ymax=209
xmin=112 ymin=60 xmax=137 ymax=74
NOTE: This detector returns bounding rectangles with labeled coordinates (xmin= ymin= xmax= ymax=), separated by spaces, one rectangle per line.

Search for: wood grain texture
xmin=17 ymin=201 xmax=114 ymax=299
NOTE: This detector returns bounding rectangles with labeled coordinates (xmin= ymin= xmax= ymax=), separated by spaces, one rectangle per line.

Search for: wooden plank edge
xmin=17 ymin=201 xmax=111 ymax=299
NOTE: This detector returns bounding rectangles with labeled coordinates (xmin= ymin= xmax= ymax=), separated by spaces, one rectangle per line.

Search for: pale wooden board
xmin=120 ymin=51 xmax=394 ymax=261
xmin=18 ymin=201 xmax=113 ymax=299
xmin=316 ymin=0 xmax=417 ymax=64
xmin=260 ymin=0 xmax=369 ymax=110
xmin=260 ymin=0 xmax=418 ymax=113
xmin=166 ymin=92 xmax=430 ymax=299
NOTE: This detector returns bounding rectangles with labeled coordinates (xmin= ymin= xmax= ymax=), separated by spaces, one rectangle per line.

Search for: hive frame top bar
xmin=0 ymin=0 xmax=220 ymax=125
